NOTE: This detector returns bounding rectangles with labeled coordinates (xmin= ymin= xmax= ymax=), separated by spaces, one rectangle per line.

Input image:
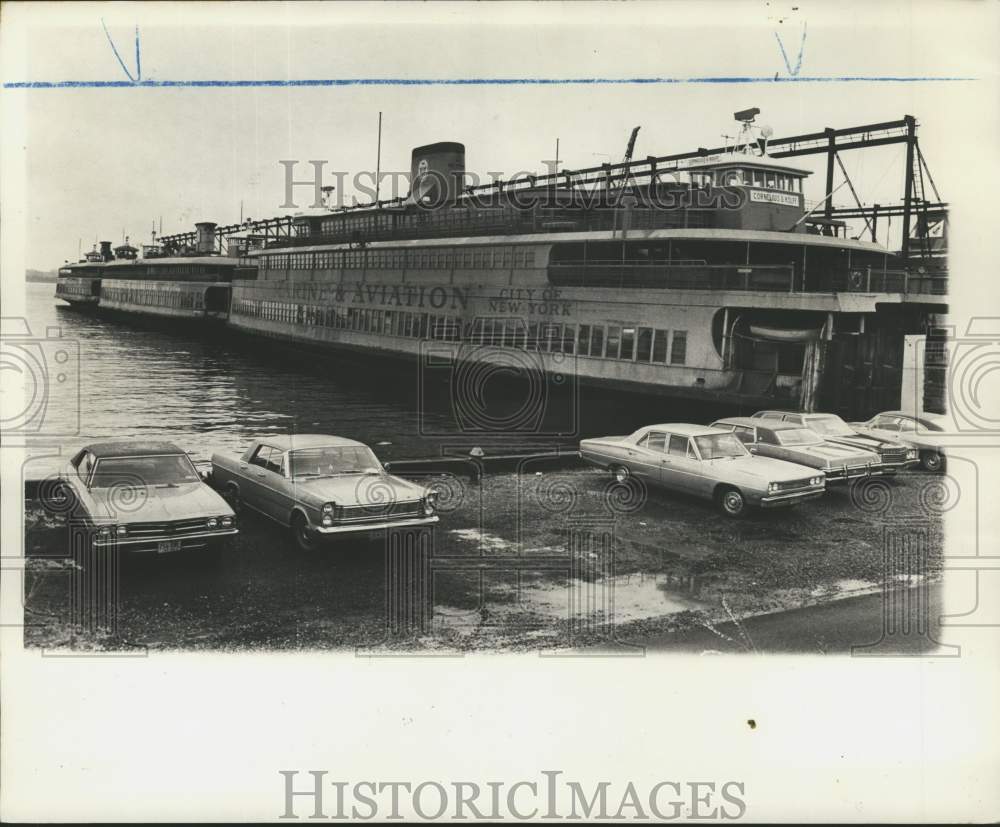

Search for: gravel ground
xmin=21 ymin=465 xmax=944 ymax=653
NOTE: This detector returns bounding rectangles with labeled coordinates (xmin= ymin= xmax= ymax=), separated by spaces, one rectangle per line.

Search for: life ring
xmin=849 ymin=270 xmax=864 ymax=289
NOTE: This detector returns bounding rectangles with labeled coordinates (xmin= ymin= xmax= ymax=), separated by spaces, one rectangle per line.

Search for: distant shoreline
xmin=25 ymin=271 xmax=58 ymax=283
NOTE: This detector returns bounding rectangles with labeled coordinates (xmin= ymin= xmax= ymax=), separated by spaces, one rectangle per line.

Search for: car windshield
xmin=775 ymin=428 xmax=824 ymax=446
xmin=288 ymin=446 xmax=382 ymax=477
xmin=90 ymin=454 xmax=200 ymax=488
xmin=694 ymin=433 xmax=748 ymax=460
xmin=806 ymin=415 xmax=856 ymax=436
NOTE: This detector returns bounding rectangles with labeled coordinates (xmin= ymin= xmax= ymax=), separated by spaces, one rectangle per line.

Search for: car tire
xmin=291 ymin=512 xmax=317 ymax=552
xmin=611 ymin=465 xmax=630 ymax=484
xmin=920 ymin=450 xmax=945 ymax=473
xmin=717 ymin=486 xmax=748 ymax=519
xmin=222 ymin=483 xmax=242 ymax=514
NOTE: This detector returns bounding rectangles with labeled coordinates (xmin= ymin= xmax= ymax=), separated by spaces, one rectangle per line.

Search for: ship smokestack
xmin=408 ymin=142 xmax=465 ymax=207
xmin=99 ymin=241 xmax=113 ymax=262
xmin=195 ymin=221 xmax=217 ymax=254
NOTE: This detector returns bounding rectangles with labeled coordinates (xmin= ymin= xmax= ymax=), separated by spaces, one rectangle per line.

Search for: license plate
xmin=157 ymin=539 xmax=182 ymax=554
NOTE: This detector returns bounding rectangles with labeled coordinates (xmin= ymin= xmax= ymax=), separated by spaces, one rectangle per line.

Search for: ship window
xmin=765 ymin=173 xmax=776 ymax=189
xmin=562 ymin=325 xmax=575 ymax=354
xmin=527 ymin=322 xmax=539 ymax=350
xmin=513 ymin=322 xmax=526 ymax=349
xmin=577 ymin=325 xmax=591 ymax=355
xmin=670 ymin=331 xmax=687 ymax=365
xmin=620 ymin=327 xmax=635 ymax=360
xmin=652 ymin=329 xmax=668 ymax=363
xmin=606 ymin=325 xmax=621 ymax=359
xmin=590 ymin=326 xmax=605 ymax=357
xmin=636 ymin=327 xmax=653 ymax=362
xmin=752 ymin=170 xmax=763 ymax=187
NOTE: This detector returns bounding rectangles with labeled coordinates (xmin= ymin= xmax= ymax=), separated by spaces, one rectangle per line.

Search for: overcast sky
xmin=4 ymin=1 xmax=996 ymax=270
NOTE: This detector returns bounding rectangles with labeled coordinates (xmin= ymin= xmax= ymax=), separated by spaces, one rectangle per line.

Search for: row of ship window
xmin=262 ymin=246 xmax=538 ymax=272
xmin=56 ymin=283 xmax=92 ymax=298
xmin=102 ymin=286 xmax=199 ymax=309
xmin=232 ymin=299 xmax=688 ymax=365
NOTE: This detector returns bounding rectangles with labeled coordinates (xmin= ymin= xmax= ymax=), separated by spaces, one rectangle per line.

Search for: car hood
xmin=706 ymin=455 xmax=820 ymax=483
xmin=824 ymin=432 xmax=904 ymax=452
xmin=785 ymin=442 xmax=879 ymax=466
xmin=90 ymin=482 xmax=232 ymax=523
xmin=852 ymin=427 xmax=945 ymax=451
xmin=292 ymin=473 xmax=428 ymax=506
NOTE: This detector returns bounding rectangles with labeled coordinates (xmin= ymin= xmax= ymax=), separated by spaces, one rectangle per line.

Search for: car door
xmin=242 ymin=444 xmax=278 ymax=515
xmin=628 ymin=431 xmax=667 ymax=482
xmin=258 ymin=450 xmax=296 ymax=524
xmin=659 ymin=434 xmax=706 ymax=494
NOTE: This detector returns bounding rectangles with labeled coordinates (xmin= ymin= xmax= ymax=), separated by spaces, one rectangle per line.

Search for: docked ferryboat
xmin=56 ymin=226 xmax=254 ymax=322
xmin=222 ymin=113 xmax=946 ymax=418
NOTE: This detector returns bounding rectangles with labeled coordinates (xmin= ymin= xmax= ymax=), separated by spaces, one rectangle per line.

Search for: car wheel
xmin=222 ymin=483 xmax=242 ymax=513
xmin=920 ymin=450 xmax=945 ymax=473
xmin=717 ymin=486 xmax=747 ymax=519
xmin=291 ymin=512 xmax=317 ymax=552
xmin=612 ymin=465 xmax=630 ymax=484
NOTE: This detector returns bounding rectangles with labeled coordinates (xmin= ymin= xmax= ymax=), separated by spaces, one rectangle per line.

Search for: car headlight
xmin=767 ymin=482 xmax=778 ymax=493
xmin=321 ymin=502 xmax=336 ymax=527
xmin=906 ymin=449 xmax=918 ymax=459
xmin=207 ymin=517 xmax=219 ymax=528
xmin=423 ymin=492 xmax=438 ymax=516
xmin=116 ymin=525 xmax=127 ymax=536
xmin=811 ymin=477 xmax=823 ymax=486
xmin=220 ymin=515 xmax=234 ymax=528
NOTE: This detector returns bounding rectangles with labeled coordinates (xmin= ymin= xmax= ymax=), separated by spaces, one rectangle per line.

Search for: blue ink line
xmin=774 ymin=22 xmax=807 ymax=77
xmin=100 ymin=19 xmax=140 ymax=82
xmin=1 ymin=75 xmax=975 ymax=89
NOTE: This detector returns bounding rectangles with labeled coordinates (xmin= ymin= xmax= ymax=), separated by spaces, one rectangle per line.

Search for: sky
xmin=3 ymin=1 xmax=996 ymax=270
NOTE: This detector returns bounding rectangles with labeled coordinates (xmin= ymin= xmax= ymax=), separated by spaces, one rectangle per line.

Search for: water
xmin=21 ymin=284 xmax=457 ymax=476
xmin=20 ymin=283 xmax=730 ymax=479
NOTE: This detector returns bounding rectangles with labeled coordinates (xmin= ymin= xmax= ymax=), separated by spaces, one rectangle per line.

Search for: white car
xmin=851 ymin=411 xmax=948 ymax=472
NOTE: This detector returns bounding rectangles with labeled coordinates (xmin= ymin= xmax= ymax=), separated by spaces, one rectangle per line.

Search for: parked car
xmin=711 ymin=416 xmax=883 ymax=481
xmin=579 ymin=423 xmax=826 ymax=518
xmin=850 ymin=411 xmax=948 ymax=472
xmin=210 ymin=434 xmax=439 ymax=550
xmin=52 ymin=440 xmax=238 ymax=557
xmin=751 ymin=410 xmax=919 ymax=474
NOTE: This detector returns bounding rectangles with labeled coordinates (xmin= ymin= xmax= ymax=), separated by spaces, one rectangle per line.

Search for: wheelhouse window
xmin=89 ymin=454 xmax=200 ymax=488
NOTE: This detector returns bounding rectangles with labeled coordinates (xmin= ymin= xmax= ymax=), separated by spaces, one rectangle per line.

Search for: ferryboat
xmin=218 ymin=111 xmax=947 ymax=418
xmin=55 ymin=225 xmax=255 ymax=322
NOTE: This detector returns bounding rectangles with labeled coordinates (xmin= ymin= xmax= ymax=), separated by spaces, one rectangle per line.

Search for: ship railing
xmin=829 ymin=268 xmax=948 ymax=296
xmin=547 ymin=261 xmax=796 ymax=291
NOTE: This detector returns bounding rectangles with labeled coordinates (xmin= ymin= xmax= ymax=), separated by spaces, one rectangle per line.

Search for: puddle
xmin=809 ymin=578 xmax=878 ymax=597
xmin=505 ymin=572 xmax=709 ymax=622
xmin=449 ymin=528 xmax=514 ymax=552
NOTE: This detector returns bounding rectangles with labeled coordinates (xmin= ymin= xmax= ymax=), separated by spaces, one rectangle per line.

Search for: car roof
xmin=85 ymin=440 xmax=185 ymax=458
xmin=714 ymin=416 xmax=801 ymax=430
xmin=639 ymin=423 xmax=730 ymax=437
xmin=255 ymin=434 xmax=367 ymax=451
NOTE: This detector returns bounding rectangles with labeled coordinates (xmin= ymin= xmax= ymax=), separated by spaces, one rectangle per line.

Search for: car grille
xmin=880 ymin=446 xmax=908 ymax=463
xmin=338 ymin=500 xmax=423 ymax=524
xmin=773 ymin=478 xmax=815 ymax=492
xmin=125 ymin=517 xmax=217 ymax=537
